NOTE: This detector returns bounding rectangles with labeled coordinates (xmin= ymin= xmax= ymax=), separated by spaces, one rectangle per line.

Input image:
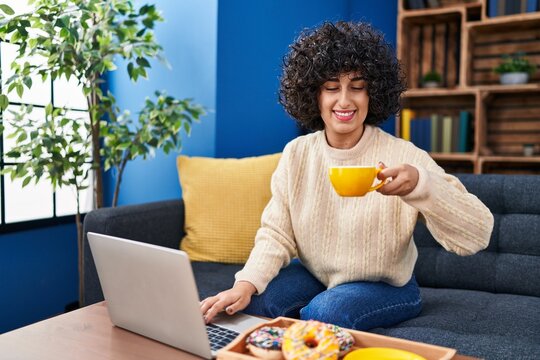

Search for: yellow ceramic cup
xmin=329 ymin=166 xmax=385 ymax=197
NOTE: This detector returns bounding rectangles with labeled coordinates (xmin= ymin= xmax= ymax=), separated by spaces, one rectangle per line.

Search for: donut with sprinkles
xmin=325 ymin=323 xmax=355 ymax=356
xmin=246 ymin=326 xmax=286 ymax=360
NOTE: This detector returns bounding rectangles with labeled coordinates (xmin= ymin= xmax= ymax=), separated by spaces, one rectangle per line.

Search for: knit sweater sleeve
xmin=234 ymin=143 xmax=297 ymax=294
xmin=402 ymin=153 xmax=494 ymax=256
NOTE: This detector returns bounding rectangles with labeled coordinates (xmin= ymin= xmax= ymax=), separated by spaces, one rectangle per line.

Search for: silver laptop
xmin=87 ymin=232 xmax=266 ymax=359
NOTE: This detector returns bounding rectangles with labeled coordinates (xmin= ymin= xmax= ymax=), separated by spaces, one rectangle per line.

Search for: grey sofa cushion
xmin=373 ymin=287 xmax=540 ymax=359
xmin=414 ymin=174 xmax=540 ymax=297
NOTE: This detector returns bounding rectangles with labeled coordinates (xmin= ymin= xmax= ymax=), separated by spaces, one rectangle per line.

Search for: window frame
xmin=0 ymin=40 xmax=94 ymax=232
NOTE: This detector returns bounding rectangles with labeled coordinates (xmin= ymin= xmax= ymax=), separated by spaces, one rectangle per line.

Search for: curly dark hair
xmin=279 ymin=21 xmax=406 ymax=131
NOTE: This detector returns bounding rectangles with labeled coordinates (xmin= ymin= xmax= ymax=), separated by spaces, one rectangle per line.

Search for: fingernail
xmin=226 ymin=307 xmax=232 ymax=314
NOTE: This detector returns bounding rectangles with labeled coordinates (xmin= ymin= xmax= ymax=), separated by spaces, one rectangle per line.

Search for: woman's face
xmin=317 ymin=72 xmax=369 ymax=149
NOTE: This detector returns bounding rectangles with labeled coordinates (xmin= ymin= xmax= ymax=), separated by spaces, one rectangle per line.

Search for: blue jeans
xmin=243 ymin=259 xmax=422 ymax=330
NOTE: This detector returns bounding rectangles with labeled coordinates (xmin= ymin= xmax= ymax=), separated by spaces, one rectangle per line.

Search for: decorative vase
xmin=500 ymin=72 xmax=529 ymax=85
xmin=422 ymin=81 xmax=441 ymax=89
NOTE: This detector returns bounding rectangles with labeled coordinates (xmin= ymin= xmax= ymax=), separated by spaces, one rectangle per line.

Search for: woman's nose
xmin=337 ymin=89 xmax=352 ymax=108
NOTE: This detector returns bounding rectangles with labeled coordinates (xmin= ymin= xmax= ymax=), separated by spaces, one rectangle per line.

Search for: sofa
xmin=82 ymin=174 xmax=540 ymax=360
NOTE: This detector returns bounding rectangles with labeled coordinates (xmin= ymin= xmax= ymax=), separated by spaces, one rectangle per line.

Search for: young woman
xmin=200 ymin=21 xmax=494 ymax=330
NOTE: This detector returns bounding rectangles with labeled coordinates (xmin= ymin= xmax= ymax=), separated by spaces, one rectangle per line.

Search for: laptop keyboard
xmin=206 ymin=323 xmax=240 ymax=351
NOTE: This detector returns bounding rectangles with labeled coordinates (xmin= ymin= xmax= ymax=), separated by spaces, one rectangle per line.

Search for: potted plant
xmin=0 ymin=0 xmax=205 ymax=306
xmin=494 ymin=53 xmax=537 ymax=85
xmin=421 ymin=71 xmax=442 ymax=88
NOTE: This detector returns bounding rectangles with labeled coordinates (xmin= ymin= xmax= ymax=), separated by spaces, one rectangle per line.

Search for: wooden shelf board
xmin=474 ymin=84 xmax=540 ymax=93
xmin=431 ymin=153 xmax=476 ymax=161
xmin=404 ymin=88 xmax=477 ymax=97
xmin=400 ymin=2 xmax=480 ymax=18
xmin=468 ymin=11 xmax=540 ymax=29
xmin=480 ymin=155 xmax=540 ymax=163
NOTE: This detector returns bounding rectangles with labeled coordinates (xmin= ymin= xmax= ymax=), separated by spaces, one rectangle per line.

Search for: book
xmin=423 ymin=117 xmax=432 ymax=152
xmin=430 ymin=114 xmax=442 ymax=153
xmin=410 ymin=118 xmax=421 ymax=149
xmin=441 ymin=115 xmax=453 ymax=153
xmin=526 ymin=0 xmax=538 ymax=12
xmin=521 ymin=0 xmax=528 ymax=12
xmin=401 ymin=109 xmax=414 ymax=141
xmin=488 ymin=0 xmax=500 ymax=17
xmin=451 ymin=114 xmax=460 ymax=152
xmin=407 ymin=0 xmax=426 ymax=10
xmin=505 ymin=0 xmax=521 ymax=14
xmin=411 ymin=117 xmax=431 ymax=152
xmin=498 ymin=0 xmax=507 ymax=16
xmin=458 ymin=111 xmax=472 ymax=153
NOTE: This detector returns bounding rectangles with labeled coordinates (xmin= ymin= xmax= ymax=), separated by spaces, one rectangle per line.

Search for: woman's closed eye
xmin=350 ymin=81 xmax=366 ymax=90
xmin=322 ymin=82 xmax=340 ymax=91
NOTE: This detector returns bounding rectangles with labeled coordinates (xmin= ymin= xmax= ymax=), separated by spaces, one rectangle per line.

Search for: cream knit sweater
xmin=235 ymin=125 xmax=494 ymax=294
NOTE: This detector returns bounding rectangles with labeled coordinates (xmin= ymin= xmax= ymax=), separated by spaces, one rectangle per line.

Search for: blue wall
xmin=215 ymin=0 xmax=349 ymax=157
xmin=1 ymin=0 xmax=398 ymax=334
xmin=0 ymin=223 xmax=78 ymax=333
xmin=105 ymin=0 xmax=218 ymax=206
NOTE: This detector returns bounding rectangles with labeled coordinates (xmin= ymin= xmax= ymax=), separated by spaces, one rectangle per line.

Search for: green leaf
xmin=16 ymin=83 xmax=23 ymax=97
xmin=136 ymin=57 xmax=151 ymax=68
xmin=22 ymin=176 xmax=32 ymax=187
xmin=23 ymin=76 xmax=32 ymax=89
xmin=0 ymin=94 xmax=9 ymax=111
xmin=6 ymin=150 xmax=20 ymax=158
xmin=0 ymin=4 xmax=15 ymax=15
xmin=60 ymin=27 xmax=69 ymax=38
xmin=7 ymin=82 xmax=16 ymax=94
xmin=183 ymin=121 xmax=191 ymax=135
xmin=17 ymin=131 xmax=27 ymax=142
xmin=127 ymin=62 xmax=134 ymax=79
xmin=45 ymin=103 xmax=53 ymax=115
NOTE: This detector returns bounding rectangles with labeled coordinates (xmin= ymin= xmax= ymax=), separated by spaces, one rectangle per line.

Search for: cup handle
xmin=367 ymin=168 xmax=386 ymax=192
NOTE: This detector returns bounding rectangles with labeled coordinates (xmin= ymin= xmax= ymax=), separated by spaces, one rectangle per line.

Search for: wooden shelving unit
xmin=396 ymin=0 xmax=540 ymax=174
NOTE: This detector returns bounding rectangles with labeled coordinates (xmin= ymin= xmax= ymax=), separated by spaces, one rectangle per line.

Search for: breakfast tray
xmin=217 ymin=317 xmax=456 ymax=360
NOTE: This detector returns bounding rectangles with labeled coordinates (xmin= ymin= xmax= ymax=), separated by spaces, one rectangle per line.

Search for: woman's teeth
xmin=335 ymin=111 xmax=354 ymax=116
xmin=334 ymin=110 xmax=355 ymax=120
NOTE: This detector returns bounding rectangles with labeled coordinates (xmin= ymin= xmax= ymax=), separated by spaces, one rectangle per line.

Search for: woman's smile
xmin=333 ymin=109 xmax=356 ymax=121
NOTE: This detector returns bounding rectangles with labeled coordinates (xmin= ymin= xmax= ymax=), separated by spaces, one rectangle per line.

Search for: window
xmin=0 ymin=2 xmax=94 ymax=230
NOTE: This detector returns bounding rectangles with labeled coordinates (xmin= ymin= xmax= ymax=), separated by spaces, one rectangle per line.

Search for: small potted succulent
xmin=421 ymin=71 xmax=442 ymax=88
xmin=494 ymin=53 xmax=536 ymax=85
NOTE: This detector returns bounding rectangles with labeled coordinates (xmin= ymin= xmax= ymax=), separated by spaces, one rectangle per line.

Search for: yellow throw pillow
xmin=177 ymin=153 xmax=281 ymax=264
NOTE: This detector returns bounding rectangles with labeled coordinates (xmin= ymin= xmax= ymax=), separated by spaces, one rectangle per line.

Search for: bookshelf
xmin=396 ymin=0 xmax=540 ymax=174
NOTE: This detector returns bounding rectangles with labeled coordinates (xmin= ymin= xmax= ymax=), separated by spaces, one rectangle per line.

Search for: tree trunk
xmin=88 ymin=87 xmax=103 ymax=209
xmin=112 ymin=154 xmax=129 ymax=207
xmin=75 ymin=191 xmax=84 ymax=307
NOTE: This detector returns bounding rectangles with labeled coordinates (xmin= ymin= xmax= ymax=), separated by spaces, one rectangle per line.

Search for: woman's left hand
xmin=376 ymin=162 xmax=419 ymax=196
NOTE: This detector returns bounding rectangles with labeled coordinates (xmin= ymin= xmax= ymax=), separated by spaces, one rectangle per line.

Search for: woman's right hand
xmin=200 ymin=281 xmax=257 ymax=324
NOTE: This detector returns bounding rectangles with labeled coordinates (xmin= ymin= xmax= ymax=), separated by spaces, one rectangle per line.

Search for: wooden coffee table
xmin=0 ymin=302 xmax=479 ymax=359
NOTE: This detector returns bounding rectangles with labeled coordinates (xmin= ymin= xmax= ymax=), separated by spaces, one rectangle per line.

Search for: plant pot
xmin=499 ymin=72 xmax=529 ymax=85
xmin=422 ymin=81 xmax=441 ymax=89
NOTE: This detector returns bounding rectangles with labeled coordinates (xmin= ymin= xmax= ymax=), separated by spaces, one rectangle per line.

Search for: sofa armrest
xmin=82 ymin=199 xmax=185 ymax=306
